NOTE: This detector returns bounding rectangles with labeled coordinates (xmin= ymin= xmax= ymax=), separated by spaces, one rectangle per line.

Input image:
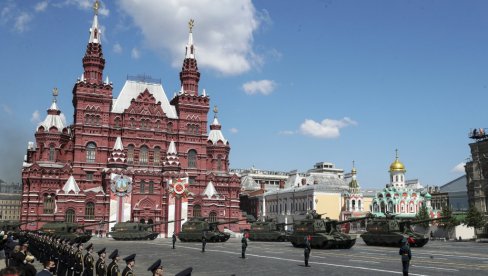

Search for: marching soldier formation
xmin=0 ymin=232 xmax=193 ymax=276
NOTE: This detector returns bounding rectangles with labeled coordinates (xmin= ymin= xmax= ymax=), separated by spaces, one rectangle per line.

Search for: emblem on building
xmin=111 ymin=174 xmax=133 ymax=197
xmin=169 ymin=177 xmax=190 ymax=198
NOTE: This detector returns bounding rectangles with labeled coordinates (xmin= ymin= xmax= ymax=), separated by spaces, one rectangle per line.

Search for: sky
xmin=0 ymin=0 xmax=486 ymax=189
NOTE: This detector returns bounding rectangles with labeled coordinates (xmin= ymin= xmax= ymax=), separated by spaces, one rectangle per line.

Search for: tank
xmin=39 ymin=221 xmax=111 ymax=243
xmin=178 ymin=218 xmax=248 ymax=242
xmin=247 ymin=219 xmax=293 ymax=241
xmin=360 ymin=214 xmax=448 ymax=247
xmin=108 ymin=220 xmax=180 ymax=240
xmin=288 ymin=211 xmax=369 ymax=249
xmin=0 ymin=220 xmax=39 ymax=233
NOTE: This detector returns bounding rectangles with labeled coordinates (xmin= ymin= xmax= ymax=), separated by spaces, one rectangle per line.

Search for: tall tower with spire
xmin=206 ymin=106 xmax=231 ymax=171
xmin=180 ymin=19 xmax=200 ymax=95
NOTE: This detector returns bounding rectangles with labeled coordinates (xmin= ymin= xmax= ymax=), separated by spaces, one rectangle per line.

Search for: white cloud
xmin=2 ymin=104 xmax=12 ymax=114
xmin=58 ymin=0 xmax=109 ymax=16
xmin=131 ymin=47 xmax=140 ymax=59
xmin=30 ymin=110 xmax=41 ymax=124
xmin=14 ymin=12 xmax=32 ymax=32
xmin=242 ymin=80 xmax=276 ymax=95
xmin=118 ymin=0 xmax=261 ymax=75
xmin=299 ymin=117 xmax=357 ymax=139
xmin=229 ymin=128 xmax=238 ymax=134
xmin=113 ymin=43 xmax=123 ymax=54
xmin=35 ymin=1 xmax=49 ymax=12
xmin=452 ymin=162 xmax=466 ymax=173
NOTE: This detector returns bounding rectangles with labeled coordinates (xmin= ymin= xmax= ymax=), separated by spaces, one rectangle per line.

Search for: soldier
xmin=67 ymin=241 xmax=77 ymax=276
xmin=201 ymin=235 xmax=206 ymax=253
xmin=174 ymin=267 xmax=192 ymax=276
xmin=304 ymin=235 xmax=311 ymax=267
xmin=147 ymin=259 xmax=163 ymax=276
xmin=172 ymin=233 xmax=176 ymax=249
xmin=399 ymin=238 xmax=412 ymax=276
xmin=106 ymin=249 xmax=120 ymax=276
xmin=121 ymin=254 xmax=135 ymax=276
xmin=95 ymin=248 xmax=106 ymax=276
xmin=83 ymin=243 xmax=95 ymax=276
xmin=74 ymin=243 xmax=84 ymax=276
xmin=241 ymin=233 xmax=248 ymax=259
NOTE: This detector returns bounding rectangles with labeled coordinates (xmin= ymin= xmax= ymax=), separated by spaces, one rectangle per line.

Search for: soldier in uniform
xmin=106 ymin=249 xmax=120 ymax=276
xmin=121 ymin=254 xmax=135 ymax=276
xmin=95 ymin=248 xmax=106 ymax=276
xmin=147 ymin=259 xmax=163 ymax=276
xmin=201 ymin=234 xmax=206 ymax=253
xmin=241 ymin=233 xmax=248 ymax=259
xmin=74 ymin=243 xmax=84 ymax=276
xmin=304 ymin=235 xmax=311 ymax=267
xmin=399 ymin=238 xmax=412 ymax=276
xmin=83 ymin=243 xmax=95 ymax=276
xmin=174 ymin=267 xmax=192 ymax=276
xmin=67 ymin=241 xmax=77 ymax=276
xmin=172 ymin=233 xmax=176 ymax=249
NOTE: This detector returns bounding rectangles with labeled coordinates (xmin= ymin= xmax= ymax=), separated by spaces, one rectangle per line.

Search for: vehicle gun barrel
xmin=334 ymin=216 xmax=370 ymax=225
xmin=210 ymin=218 xmax=249 ymax=225
xmin=401 ymin=216 xmax=450 ymax=226
xmin=142 ymin=219 xmax=184 ymax=229
xmin=75 ymin=220 xmax=116 ymax=229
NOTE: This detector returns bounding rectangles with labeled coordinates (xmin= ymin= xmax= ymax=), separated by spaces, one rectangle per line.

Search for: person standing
xmin=106 ymin=250 xmax=120 ymax=276
xmin=36 ymin=260 xmax=56 ymax=276
xmin=83 ymin=244 xmax=94 ymax=276
xmin=201 ymin=236 xmax=206 ymax=253
xmin=147 ymin=259 xmax=163 ymax=276
xmin=304 ymin=236 xmax=311 ymax=267
xmin=172 ymin=233 xmax=177 ymax=249
xmin=241 ymin=234 xmax=248 ymax=259
xmin=95 ymin=248 xmax=106 ymax=276
xmin=23 ymin=255 xmax=37 ymax=276
xmin=121 ymin=254 xmax=135 ymax=276
xmin=73 ymin=243 xmax=84 ymax=276
xmin=399 ymin=238 xmax=412 ymax=276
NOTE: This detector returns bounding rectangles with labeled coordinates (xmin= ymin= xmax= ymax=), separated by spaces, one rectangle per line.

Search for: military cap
xmin=86 ymin=243 xmax=93 ymax=251
xmin=108 ymin=249 xmax=119 ymax=259
xmin=175 ymin=267 xmax=193 ymax=276
xmin=97 ymin=247 xmax=106 ymax=255
xmin=123 ymin=253 xmax=136 ymax=263
xmin=147 ymin=259 xmax=163 ymax=272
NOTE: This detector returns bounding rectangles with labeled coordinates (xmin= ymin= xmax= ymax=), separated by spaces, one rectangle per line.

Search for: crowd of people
xmin=0 ymin=231 xmax=192 ymax=276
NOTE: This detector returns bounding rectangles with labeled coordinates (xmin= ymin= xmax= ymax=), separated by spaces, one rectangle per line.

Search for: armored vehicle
xmin=288 ymin=211 xmax=369 ymax=249
xmin=361 ymin=215 xmax=448 ymax=247
xmin=247 ymin=219 xmax=293 ymax=241
xmin=39 ymin=221 xmax=111 ymax=243
xmin=178 ymin=217 xmax=248 ymax=242
xmin=0 ymin=220 xmax=39 ymax=233
xmin=109 ymin=220 xmax=180 ymax=240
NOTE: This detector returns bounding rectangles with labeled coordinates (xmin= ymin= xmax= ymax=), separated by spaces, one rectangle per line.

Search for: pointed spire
xmin=113 ymin=136 xmax=124 ymax=151
xmin=202 ymin=181 xmax=219 ymax=198
xmin=105 ymin=75 xmax=110 ymax=84
xmin=179 ymin=85 xmax=184 ymax=95
xmin=163 ymin=140 xmax=181 ymax=168
xmin=208 ymin=105 xmax=227 ymax=144
xmin=89 ymin=0 xmax=101 ymax=44
xmin=80 ymin=73 xmax=85 ymax=82
xmin=349 ymin=160 xmax=360 ymax=193
xmin=167 ymin=140 xmax=177 ymax=155
xmin=180 ymin=19 xmax=200 ymax=96
xmin=202 ymin=88 xmax=206 ymax=97
xmin=108 ymin=136 xmax=127 ymax=168
xmin=39 ymin=88 xmax=65 ymax=132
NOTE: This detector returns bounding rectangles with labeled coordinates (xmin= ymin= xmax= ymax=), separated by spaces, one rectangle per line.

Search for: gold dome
xmin=389 ymin=149 xmax=406 ymax=172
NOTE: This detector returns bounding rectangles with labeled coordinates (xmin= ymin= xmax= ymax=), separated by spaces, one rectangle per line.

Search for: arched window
xmin=43 ymin=195 xmax=54 ymax=214
xmin=127 ymin=145 xmax=134 ymax=164
xmin=352 ymin=199 xmax=356 ymax=211
xmin=188 ymin=149 xmax=197 ymax=168
xmin=148 ymin=181 xmax=154 ymax=194
xmin=140 ymin=181 xmax=145 ymax=194
xmin=86 ymin=142 xmax=96 ymax=163
xmin=65 ymin=209 xmax=75 ymax=223
xmin=193 ymin=205 xmax=201 ymax=217
xmin=148 ymin=218 xmax=154 ymax=225
xmin=167 ymin=122 xmax=173 ymax=132
xmin=358 ymin=200 xmax=362 ymax=211
xmin=380 ymin=202 xmax=386 ymax=213
xmin=153 ymin=147 xmax=160 ymax=165
xmin=388 ymin=202 xmax=394 ymax=212
xmin=139 ymin=146 xmax=148 ymax=165
xmin=195 ymin=124 xmax=200 ymax=134
xmin=85 ymin=202 xmax=95 ymax=220
xmin=49 ymin=144 xmax=55 ymax=161
xmin=217 ymin=155 xmax=222 ymax=171
xmin=209 ymin=211 xmax=217 ymax=223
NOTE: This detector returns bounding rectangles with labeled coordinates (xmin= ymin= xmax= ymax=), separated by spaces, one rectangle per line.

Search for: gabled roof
xmin=61 ymin=175 xmax=80 ymax=194
xmin=202 ymin=181 xmax=219 ymax=198
xmin=112 ymin=80 xmax=178 ymax=118
xmin=440 ymin=175 xmax=467 ymax=192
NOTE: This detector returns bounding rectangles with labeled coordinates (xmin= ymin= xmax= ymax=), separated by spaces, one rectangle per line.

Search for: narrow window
xmin=49 ymin=144 xmax=55 ymax=161
xmin=209 ymin=211 xmax=217 ymax=222
xmin=140 ymin=181 xmax=145 ymax=194
xmin=65 ymin=209 xmax=75 ymax=223
xmin=86 ymin=142 xmax=96 ymax=163
xmin=188 ymin=149 xmax=197 ymax=168
xmin=148 ymin=181 xmax=154 ymax=194
xmin=153 ymin=147 xmax=160 ymax=165
xmin=127 ymin=145 xmax=134 ymax=164
xmin=193 ymin=205 xmax=201 ymax=217
xmin=140 ymin=146 xmax=148 ymax=165
xmin=85 ymin=202 xmax=95 ymax=220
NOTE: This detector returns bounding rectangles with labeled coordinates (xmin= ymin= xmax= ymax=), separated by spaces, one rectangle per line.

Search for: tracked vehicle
xmin=109 ymin=220 xmax=180 ymax=240
xmin=39 ymin=221 xmax=111 ymax=243
xmin=178 ymin=218 xmax=248 ymax=242
xmin=248 ymin=219 xmax=293 ymax=241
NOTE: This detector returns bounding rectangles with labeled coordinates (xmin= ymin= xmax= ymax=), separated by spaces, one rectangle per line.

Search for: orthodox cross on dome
xmin=93 ymin=0 xmax=100 ymax=15
xmin=188 ymin=19 xmax=194 ymax=33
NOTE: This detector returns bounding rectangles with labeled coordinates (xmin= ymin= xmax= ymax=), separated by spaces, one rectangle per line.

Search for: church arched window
xmin=139 ymin=146 xmax=148 ymax=165
xmin=188 ymin=149 xmax=197 ymax=168
xmin=85 ymin=202 xmax=95 ymax=220
xmin=352 ymin=199 xmax=356 ymax=211
xmin=86 ymin=142 xmax=96 ymax=163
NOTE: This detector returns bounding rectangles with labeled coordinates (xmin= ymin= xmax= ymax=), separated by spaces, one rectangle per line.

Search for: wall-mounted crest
xmin=111 ymin=174 xmax=133 ymax=197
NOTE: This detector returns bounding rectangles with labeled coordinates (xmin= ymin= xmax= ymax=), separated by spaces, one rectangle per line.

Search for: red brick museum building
xmin=20 ymin=7 xmax=244 ymax=236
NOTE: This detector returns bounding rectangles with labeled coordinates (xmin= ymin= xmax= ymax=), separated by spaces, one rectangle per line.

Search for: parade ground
xmin=5 ymin=236 xmax=484 ymax=276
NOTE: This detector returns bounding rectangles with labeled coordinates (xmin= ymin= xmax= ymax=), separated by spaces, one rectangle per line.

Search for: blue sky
xmin=0 ymin=0 xmax=485 ymax=189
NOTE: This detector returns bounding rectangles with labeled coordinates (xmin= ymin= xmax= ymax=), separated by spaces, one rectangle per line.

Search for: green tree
xmin=415 ymin=205 xmax=430 ymax=228
xmin=464 ymin=205 xmax=486 ymax=229
xmin=440 ymin=205 xmax=459 ymax=239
